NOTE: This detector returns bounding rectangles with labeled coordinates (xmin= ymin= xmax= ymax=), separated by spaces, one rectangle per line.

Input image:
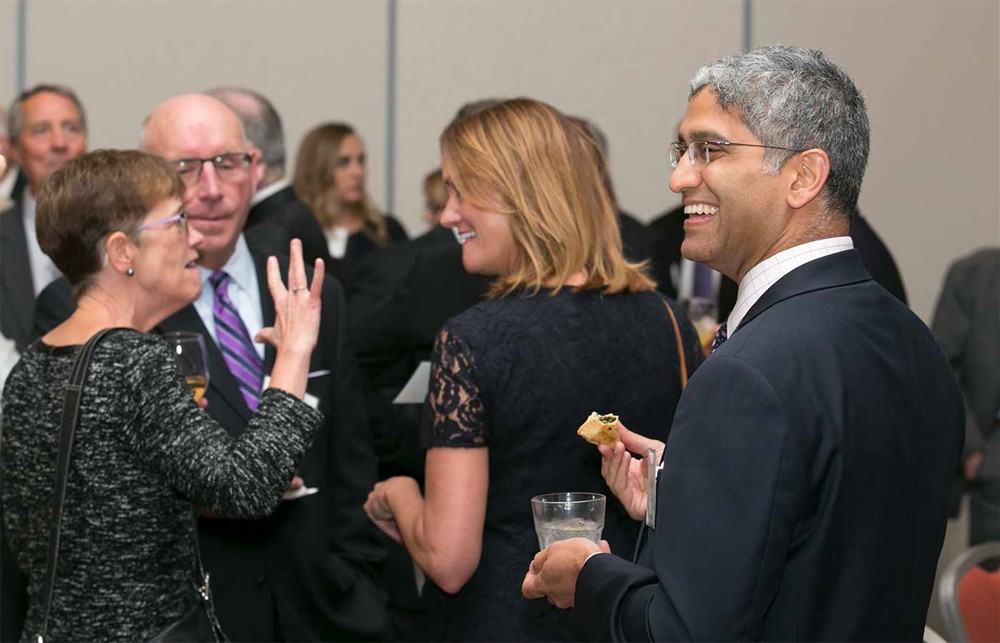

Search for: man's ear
xmin=105 ymin=231 xmax=136 ymax=276
xmin=248 ymin=146 xmax=263 ymax=192
xmin=787 ymin=149 xmax=829 ymax=210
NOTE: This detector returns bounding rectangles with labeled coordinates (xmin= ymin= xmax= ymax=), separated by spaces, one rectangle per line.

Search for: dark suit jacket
xmin=932 ymin=248 xmax=1000 ymax=480
xmin=348 ymin=224 xmax=456 ymax=317
xmin=573 ymin=250 xmax=963 ymax=641
xmin=0 ymin=196 xmax=32 ymax=641
xmin=618 ymin=210 xmax=653 ymax=264
xmin=25 ymin=241 xmax=390 ymax=642
xmin=247 ymin=186 xmax=331 ymax=268
xmin=648 ymin=207 xmax=908 ymax=320
xmin=349 ymin=231 xmax=489 ymax=478
xmin=0 ymin=201 xmax=36 ymax=352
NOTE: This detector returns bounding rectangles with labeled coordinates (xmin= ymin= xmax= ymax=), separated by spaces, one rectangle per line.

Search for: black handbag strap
xmin=36 ymin=328 xmax=220 ymax=641
xmin=39 ymin=328 xmax=122 ymax=640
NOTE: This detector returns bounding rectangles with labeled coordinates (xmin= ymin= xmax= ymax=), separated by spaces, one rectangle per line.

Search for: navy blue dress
xmin=420 ymin=287 xmax=703 ymax=641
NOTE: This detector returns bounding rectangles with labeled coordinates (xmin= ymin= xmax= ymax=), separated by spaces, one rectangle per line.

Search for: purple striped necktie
xmin=209 ymin=270 xmax=264 ymax=410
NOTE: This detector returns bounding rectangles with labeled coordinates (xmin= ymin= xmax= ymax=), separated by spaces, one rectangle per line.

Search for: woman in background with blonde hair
xmin=364 ymin=98 xmax=703 ymax=641
xmin=293 ymin=122 xmax=407 ymax=288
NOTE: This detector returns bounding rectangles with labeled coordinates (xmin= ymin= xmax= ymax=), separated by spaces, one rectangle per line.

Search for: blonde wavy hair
xmin=292 ymin=122 xmax=388 ymax=246
xmin=440 ymin=98 xmax=654 ymax=297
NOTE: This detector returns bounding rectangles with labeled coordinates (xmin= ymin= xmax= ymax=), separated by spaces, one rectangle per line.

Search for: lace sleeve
xmin=422 ymin=325 xmax=487 ymax=448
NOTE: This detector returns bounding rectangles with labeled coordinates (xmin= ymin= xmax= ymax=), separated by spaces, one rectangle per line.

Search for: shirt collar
xmin=251 ymin=178 xmax=289 ymax=206
xmin=727 ymin=236 xmax=854 ymax=334
xmin=199 ymin=234 xmax=256 ymax=294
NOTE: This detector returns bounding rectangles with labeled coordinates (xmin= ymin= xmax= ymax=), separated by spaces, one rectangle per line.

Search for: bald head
xmin=205 ymin=87 xmax=286 ymax=185
xmin=141 ymin=93 xmax=258 ymax=270
xmin=142 ymin=94 xmax=247 ymax=157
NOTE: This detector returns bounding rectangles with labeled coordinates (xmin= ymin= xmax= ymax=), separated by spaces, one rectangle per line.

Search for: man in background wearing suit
xmin=1 ymin=85 xmax=87 ymax=642
xmin=139 ymin=93 xmax=387 ymax=641
xmin=206 ymin=87 xmax=331 ymax=267
xmin=1 ymin=85 xmax=87 ymax=352
xmin=523 ymin=45 xmax=963 ymax=641
xmin=932 ymin=247 xmax=1000 ymax=547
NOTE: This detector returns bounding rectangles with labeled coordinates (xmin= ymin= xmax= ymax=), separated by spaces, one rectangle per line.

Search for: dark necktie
xmin=710 ymin=321 xmax=728 ymax=354
xmin=209 ymin=271 xmax=264 ymax=410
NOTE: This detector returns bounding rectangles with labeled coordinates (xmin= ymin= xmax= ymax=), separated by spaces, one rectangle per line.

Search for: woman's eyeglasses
xmin=136 ymin=210 xmax=187 ymax=233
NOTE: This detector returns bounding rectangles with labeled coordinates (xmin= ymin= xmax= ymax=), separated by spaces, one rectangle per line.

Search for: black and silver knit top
xmin=1 ymin=330 xmax=321 ymax=641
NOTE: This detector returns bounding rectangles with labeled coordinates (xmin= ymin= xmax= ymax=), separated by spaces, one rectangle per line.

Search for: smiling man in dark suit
xmin=1 ymin=85 xmax=87 ymax=352
xmin=1 ymin=85 xmax=88 ymax=642
xmin=523 ymin=45 xmax=963 ymax=641
xmin=139 ymin=93 xmax=387 ymax=642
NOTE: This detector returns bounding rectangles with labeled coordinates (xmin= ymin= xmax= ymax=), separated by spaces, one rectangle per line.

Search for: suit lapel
xmin=157 ymin=304 xmax=253 ymax=429
xmin=250 ymin=248 xmax=278 ymax=373
xmin=0 ymin=202 xmax=36 ymax=340
xmin=736 ymin=249 xmax=872 ymax=333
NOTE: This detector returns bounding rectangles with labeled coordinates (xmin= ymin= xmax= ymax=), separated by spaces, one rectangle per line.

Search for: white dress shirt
xmin=251 ymin=178 xmax=289 ymax=207
xmin=728 ymin=237 xmax=855 ymax=335
xmin=23 ymin=192 xmax=63 ymax=296
xmin=193 ymin=235 xmax=266 ymax=360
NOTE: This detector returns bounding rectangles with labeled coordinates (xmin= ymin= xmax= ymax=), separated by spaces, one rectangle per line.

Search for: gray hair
xmin=8 ymin=84 xmax=87 ymax=144
xmin=205 ymin=87 xmax=285 ymax=172
xmin=690 ymin=45 xmax=869 ymax=217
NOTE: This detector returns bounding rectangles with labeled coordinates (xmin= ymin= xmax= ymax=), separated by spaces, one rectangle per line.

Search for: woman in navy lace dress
xmin=365 ymin=99 xmax=703 ymax=641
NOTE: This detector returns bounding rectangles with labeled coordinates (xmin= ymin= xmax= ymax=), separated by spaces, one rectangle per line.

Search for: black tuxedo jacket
xmin=648 ymin=207 xmax=907 ymax=320
xmin=247 ymin=186 xmax=331 ymax=268
xmin=573 ymin=250 xmax=963 ymax=641
xmin=0 ymin=200 xmax=36 ymax=351
xmin=25 ymin=242 xmax=389 ymax=641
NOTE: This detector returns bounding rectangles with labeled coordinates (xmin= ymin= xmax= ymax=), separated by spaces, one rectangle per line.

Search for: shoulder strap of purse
xmin=37 ymin=327 xmax=125 ymax=642
xmin=662 ymin=299 xmax=689 ymax=390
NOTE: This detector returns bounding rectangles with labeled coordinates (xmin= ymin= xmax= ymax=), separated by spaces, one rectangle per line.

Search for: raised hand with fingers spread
xmin=254 ymin=239 xmax=325 ymax=400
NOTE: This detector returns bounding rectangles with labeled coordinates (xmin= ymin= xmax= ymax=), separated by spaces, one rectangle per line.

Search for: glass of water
xmin=531 ymin=492 xmax=605 ymax=550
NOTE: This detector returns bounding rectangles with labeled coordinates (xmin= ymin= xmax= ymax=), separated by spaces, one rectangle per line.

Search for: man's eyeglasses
xmin=669 ymin=140 xmax=803 ymax=168
xmin=171 ymin=153 xmax=251 ymax=186
xmin=137 ymin=210 xmax=187 ymax=233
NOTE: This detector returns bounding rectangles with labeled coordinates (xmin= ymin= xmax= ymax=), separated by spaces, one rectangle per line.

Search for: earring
xmin=126 ymin=267 xmax=135 ymax=277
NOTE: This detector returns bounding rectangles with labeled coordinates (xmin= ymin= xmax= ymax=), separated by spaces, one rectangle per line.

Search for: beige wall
xmin=2 ymin=0 xmax=997 ymax=321
xmin=755 ymin=0 xmax=1000 ymax=324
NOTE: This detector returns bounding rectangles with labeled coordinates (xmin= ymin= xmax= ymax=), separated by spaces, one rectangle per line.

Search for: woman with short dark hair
xmin=2 ymin=149 xmax=324 ymax=641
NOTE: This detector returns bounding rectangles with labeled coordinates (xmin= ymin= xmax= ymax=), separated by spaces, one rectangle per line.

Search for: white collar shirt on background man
xmin=193 ymin=234 xmax=265 ymax=360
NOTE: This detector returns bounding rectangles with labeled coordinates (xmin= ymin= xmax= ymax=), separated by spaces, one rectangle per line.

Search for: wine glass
xmin=683 ymin=296 xmax=719 ymax=355
xmin=162 ymin=332 xmax=210 ymax=402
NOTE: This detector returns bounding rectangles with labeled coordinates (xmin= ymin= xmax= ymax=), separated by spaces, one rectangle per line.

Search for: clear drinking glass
xmin=162 ymin=331 xmax=210 ymax=402
xmin=531 ymin=492 xmax=606 ymax=550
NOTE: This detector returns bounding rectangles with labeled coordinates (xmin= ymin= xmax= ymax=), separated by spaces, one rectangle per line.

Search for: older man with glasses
xmin=523 ymin=45 xmax=963 ymax=642
xmin=32 ymin=94 xmax=389 ymax=642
